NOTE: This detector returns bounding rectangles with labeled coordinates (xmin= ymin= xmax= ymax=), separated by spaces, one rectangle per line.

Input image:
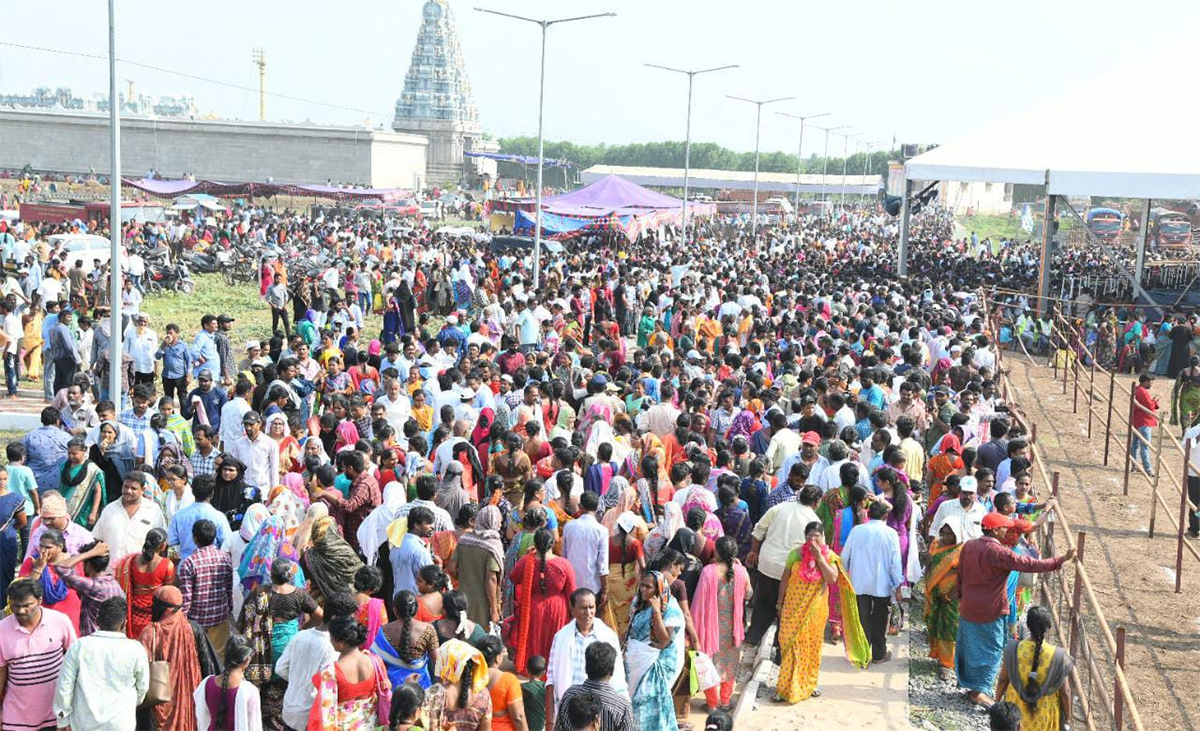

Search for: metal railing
xmin=982 ymin=298 xmax=1144 ymax=731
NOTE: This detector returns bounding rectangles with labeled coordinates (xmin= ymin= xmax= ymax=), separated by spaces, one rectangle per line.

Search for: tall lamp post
xmin=107 ymin=0 xmax=124 ymax=404
xmin=813 ymin=124 xmax=849 ymax=203
xmin=645 ymin=62 xmax=737 ymax=243
xmin=839 ymin=131 xmax=864 ymax=206
xmin=475 ymin=8 xmax=615 ymax=290
xmin=727 ymin=94 xmax=794 ymax=240
xmin=776 ymin=111 xmax=829 ymax=213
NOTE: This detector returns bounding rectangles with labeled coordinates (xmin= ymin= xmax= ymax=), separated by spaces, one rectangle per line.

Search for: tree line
xmin=497 ymin=136 xmax=897 ymax=176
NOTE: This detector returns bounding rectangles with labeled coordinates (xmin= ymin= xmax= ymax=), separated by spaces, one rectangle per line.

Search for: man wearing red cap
xmin=955 ymin=511 xmax=1075 ymax=706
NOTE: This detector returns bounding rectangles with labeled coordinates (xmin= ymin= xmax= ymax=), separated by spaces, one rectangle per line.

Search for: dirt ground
xmin=739 ymin=631 xmax=912 ymax=730
xmin=1004 ymin=354 xmax=1200 ymax=730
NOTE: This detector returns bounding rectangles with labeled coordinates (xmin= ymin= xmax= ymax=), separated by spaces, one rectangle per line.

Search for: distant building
xmin=0 ymin=109 xmax=427 ymax=189
xmin=887 ymin=162 xmax=1013 ymax=214
xmin=392 ymin=0 xmax=496 ymax=186
xmin=0 ymin=86 xmax=197 ymax=118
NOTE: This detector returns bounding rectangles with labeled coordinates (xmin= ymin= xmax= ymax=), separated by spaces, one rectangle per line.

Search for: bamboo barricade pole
xmin=1072 ymin=338 xmax=1081 ymax=414
xmin=1123 ymin=386 xmax=1136 ymax=496
xmin=1150 ymin=424 xmax=1166 ymax=538
xmin=1115 ymin=626 xmax=1127 ymax=728
xmin=1177 ymin=439 xmax=1192 ymax=594
xmin=1087 ymin=354 xmax=1097 ymax=438
xmin=1068 ymin=530 xmax=1086 ymax=657
xmin=1103 ymin=367 xmax=1116 ymax=466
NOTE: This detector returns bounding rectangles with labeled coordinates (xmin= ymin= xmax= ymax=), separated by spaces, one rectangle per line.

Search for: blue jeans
xmin=42 ymin=356 xmax=54 ymax=399
xmin=358 ymin=291 xmax=370 ymax=314
xmin=3 ymin=352 xmax=16 ymax=396
xmin=1131 ymin=426 xmax=1152 ymax=472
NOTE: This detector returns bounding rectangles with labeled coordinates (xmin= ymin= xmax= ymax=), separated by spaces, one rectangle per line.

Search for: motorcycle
xmin=145 ymin=260 xmax=195 ymax=295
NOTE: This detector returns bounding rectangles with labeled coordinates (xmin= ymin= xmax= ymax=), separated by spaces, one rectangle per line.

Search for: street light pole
xmin=645 ymin=63 xmax=737 ymax=244
xmin=776 ymin=111 xmax=829 ymax=213
xmin=840 ymin=132 xmax=863 ymax=206
xmin=813 ymin=124 xmax=849 ymax=204
xmin=108 ymin=0 xmax=124 ymax=404
xmin=728 ymin=94 xmax=794 ymax=240
xmin=476 ymin=8 xmax=615 ymax=290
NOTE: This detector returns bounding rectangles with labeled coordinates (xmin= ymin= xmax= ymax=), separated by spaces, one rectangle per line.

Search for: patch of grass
xmin=958 ymin=213 xmax=1033 ymax=243
xmin=141 ymin=273 xmax=273 ymax=342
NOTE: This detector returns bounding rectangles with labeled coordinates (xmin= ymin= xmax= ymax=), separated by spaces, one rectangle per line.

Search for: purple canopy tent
xmin=122 ymin=178 xmax=409 ymax=202
xmin=512 ymin=175 xmax=715 ymax=239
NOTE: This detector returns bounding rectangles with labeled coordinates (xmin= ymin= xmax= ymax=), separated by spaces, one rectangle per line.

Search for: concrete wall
xmin=0 ymin=109 xmax=428 ymax=188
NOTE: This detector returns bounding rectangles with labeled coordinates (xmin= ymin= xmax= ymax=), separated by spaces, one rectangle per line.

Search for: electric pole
xmin=252 ymin=47 xmax=266 ymax=121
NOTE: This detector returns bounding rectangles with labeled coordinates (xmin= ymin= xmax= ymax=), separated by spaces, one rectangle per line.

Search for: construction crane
xmin=251 ymin=47 xmax=266 ymax=121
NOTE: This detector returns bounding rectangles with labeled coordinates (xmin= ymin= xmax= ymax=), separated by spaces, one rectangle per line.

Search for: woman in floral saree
xmin=925 ymin=521 xmax=963 ymax=679
xmin=627 ymin=570 xmax=686 ymax=731
xmin=775 ymin=521 xmax=870 ymax=703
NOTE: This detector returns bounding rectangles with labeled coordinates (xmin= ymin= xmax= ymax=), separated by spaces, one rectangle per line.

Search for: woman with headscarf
xmin=357 ymin=480 xmax=407 ymax=568
xmin=421 ymin=638 xmax=492 ymax=731
xmin=470 ymin=408 xmax=494 ymax=482
xmin=666 ymin=512 xmax=711 ymax=600
xmin=152 ymin=413 xmax=190 ymax=483
xmin=334 ymin=421 xmax=361 ymax=454
xmin=397 ymin=280 xmax=418 ymax=335
xmin=266 ymin=412 xmax=301 ymax=476
xmin=598 ymin=476 xmax=647 ymax=539
xmin=21 ymin=527 xmax=82 ymax=631
xmin=627 ymin=570 xmax=686 ymax=731
xmin=774 ymin=520 xmax=870 ymax=704
xmin=138 ymin=586 xmax=204 ymax=731
xmin=925 ymin=521 xmax=964 ymax=679
xmin=926 ymin=434 xmax=965 ymax=505
xmin=292 ymin=503 xmax=328 ymax=556
xmin=507 ymin=527 xmax=576 ymax=675
xmin=267 ymin=476 xmax=308 ymax=535
xmin=644 ymin=501 xmax=685 ymax=563
xmin=89 ymin=420 xmax=135 ymax=497
xmin=451 ymin=504 xmax=505 ymax=628
xmin=302 ymin=515 xmax=364 ymax=602
xmin=214 ymin=457 xmax=253 ymax=529
xmin=602 ymin=510 xmax=645 ymax=637
xmin=239 ymin=513 xmax=305 ymax=599
xmin=435 ymin=462 xmax=472 ymax=524
xmin=240 ymin=555 xmax=318 ymax=729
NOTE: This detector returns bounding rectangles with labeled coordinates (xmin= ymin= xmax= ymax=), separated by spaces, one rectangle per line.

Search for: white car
xmin=48 ymin=234 xmax=114 ymax=274
xmin=419 ymin=201 xmax=443 ymax=220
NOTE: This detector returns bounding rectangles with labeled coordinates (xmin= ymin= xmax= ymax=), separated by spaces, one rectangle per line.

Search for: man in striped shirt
xmin=0 ymin=578 xmax=76 ymax=731
xmin=552 ymin=643 xmax=634 ymax=731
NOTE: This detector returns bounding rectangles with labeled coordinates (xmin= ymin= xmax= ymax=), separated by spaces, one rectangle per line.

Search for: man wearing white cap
xmin=929 ymin=475 xmax=987 ymax=543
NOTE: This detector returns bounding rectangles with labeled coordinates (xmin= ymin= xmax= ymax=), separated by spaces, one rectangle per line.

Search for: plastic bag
xmin=688 ymin=650 xmax=720 ymax=694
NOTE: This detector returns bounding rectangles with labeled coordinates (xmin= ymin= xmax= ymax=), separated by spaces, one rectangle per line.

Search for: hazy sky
xmin=2 ymin=0 xmax=1196 ymax=157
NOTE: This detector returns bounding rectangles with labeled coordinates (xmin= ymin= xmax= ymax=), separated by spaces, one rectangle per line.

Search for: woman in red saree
xmin=506 ymin=527 xmax=576 ymax=675
xmin=113 ymin=527 xmax=176 ymax=640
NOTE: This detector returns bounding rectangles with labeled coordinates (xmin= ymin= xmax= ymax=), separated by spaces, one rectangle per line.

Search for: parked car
xmin=48 ymin=234 xmax=113 ymax=274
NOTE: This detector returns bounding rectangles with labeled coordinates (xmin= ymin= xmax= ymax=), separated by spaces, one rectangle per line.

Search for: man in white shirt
xmin=122 ymin=314 xmax=158 ymax=385
xmin=764 ymin=412 xmax=802 ymax=477
xmin=2 ymin=301 xmax=22 ymax=397
xmin=561 ymin=492 xmax=609 ymax=597
xmin=219 ymin=379 xmax=254 ymax=445
xmin=223 ymin=411 xmax=279 ymax=499
xmin=640 ymin=383 xmax=681 ymax=437
xmin=91 ymin=472 xmax=166 ymax=561
xmin=544 ymin=588 xmax=626 ymax=731
xmin=374 ymin=377 xmax=412 ymax=435
xmin=745 ymin=485 xmax=821 ymax=645
xmin=929 ymin=475 xmax=988 ymax=542
xmin=277 ymin=593 xmax=349 ymax=731
xmin=53 ymin=596 xmax=148 ymax=730
xmin=841 ymin=499 xmax=904 ymax=663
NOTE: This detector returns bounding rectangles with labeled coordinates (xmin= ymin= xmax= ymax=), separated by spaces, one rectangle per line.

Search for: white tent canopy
xmin=906 ymin=45 xmax=1200 ymax=200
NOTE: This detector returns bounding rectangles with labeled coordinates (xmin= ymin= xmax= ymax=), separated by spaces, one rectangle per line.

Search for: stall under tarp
xmin=905 ymin=44 xmax=1200 ymax=199
xmin=123 ymin=178 xmax=409 ymax=201
xmin=465 ymin=151 xmax=571 ymax=167
xmin=511 ymin=174 xmax=715 ymax=239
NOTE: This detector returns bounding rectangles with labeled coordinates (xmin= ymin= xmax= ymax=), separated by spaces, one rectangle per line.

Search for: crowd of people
xmin=0 ymin=199 xmax=1098 ymax=731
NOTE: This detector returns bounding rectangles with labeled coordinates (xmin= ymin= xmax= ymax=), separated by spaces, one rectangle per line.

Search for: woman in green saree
xmin=925 ymin=521 xmax=963 ymax=680
xmin=58 ymin=438 xmax=104 ymax=528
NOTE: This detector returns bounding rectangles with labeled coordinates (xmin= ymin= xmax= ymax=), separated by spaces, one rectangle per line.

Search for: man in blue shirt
xmin=391 ymin=506 xmax=434 ymax=596
xmin=191 ymin=314 xmax=221 ymax=379
xmin=841 ymin=500 xmax=904 ymax=664
xmin=155 ymin=324 xmax=192 ymax=405
xmin=41 ymin=300 xmax=60 ymax=399
xmin=48 ymin=308 xmax=80 ymax=394
xmin=167 ymin=475 xmax=230 ymax=561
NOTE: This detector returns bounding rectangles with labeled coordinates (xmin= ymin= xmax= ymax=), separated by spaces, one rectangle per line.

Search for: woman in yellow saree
xmin=925 ymin=521 xmax=963 ymax=679
xmin=774 ymin=521 xmax=870 ymax=703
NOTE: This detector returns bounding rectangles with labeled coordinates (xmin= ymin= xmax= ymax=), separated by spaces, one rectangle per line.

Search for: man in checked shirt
xmin=177 ymin=518 xmax=233 ymax=660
